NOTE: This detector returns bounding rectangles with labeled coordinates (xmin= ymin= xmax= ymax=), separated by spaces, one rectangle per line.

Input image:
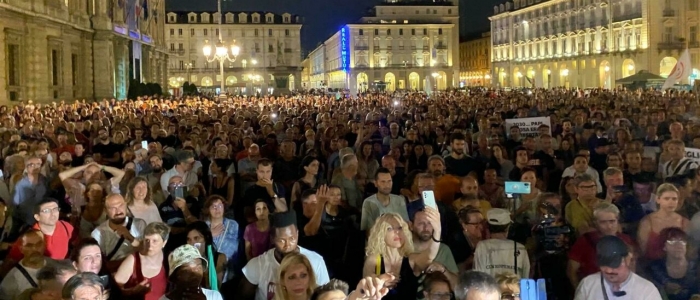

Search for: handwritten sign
xmin=504 ymin=117 xmax=551 ymax=137
xmin=687 ymin=147 xmax=700 ymax=162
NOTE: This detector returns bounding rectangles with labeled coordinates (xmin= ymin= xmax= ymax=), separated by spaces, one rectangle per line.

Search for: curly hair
xmin=365 ymin=213 xmax=414 ymax=257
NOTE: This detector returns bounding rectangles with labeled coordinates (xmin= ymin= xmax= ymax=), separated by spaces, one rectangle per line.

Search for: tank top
xmin=376 ymin=255 xmax=418 ymax=300
xmin=645 ymin=217 xmax=681 ymax=261
xmin=126 ymin=253 xmax=168 ymax=300
xmin=211 ymin=176 xmax=232 ymax=199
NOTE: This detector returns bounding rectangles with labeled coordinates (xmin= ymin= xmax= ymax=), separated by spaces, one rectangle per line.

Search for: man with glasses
xmin=12 ymin=156 xmax=48 ymax=236
xmin=565 ymin=174 xmax=604 ymax=236
xmin=567 ymin=203 xmax=635 ymax=289
xmin=574 ymin=235 xmax=660 ymax=300
xmin=160 ymin=150 xmax=198 ymax=197
xmin=91 ymin=194 xmax=146 ymax=272
xmin=6 ymin=199 xmax=74 ymax=264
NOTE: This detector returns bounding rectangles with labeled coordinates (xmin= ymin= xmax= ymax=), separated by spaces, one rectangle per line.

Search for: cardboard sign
xmin=505 ymin=117 xmax=552 ymax=137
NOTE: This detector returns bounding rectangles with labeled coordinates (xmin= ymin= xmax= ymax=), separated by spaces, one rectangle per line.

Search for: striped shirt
xmin=661 ymin=157 xmax=699 ymax=179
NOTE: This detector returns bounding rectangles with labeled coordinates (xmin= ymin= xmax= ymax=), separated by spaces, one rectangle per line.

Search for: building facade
xmin=459 ymin=32 xmax=492 ymax=87
xmin=0 ymin=0 xmax=169 ymax=103
xmin=165 ymin=11 xmax=302 ymax=95
xmin=490 ymin=0 xmax=700 ymax=88
xmin=305 ymin=0 xmax=460 ymax=94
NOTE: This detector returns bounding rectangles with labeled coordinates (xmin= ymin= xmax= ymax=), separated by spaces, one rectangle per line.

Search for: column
xmin=0 ymin=25 xmax=6 ymax=104
xmin=114 ymin=39 xmax=129 ymax=100
xmin=83 ymin=37 xmax=94 ymax=100
xmin=26 ymin=25 xmax=49 ymax=101
xmin=93 ymin=31 xmax=115 ymax=100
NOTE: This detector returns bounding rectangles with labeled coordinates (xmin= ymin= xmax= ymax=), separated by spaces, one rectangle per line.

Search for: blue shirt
xmin=207 ymin=218 xmax=240 ymax=281
xmin=12 ymin=175 xmax=48 ymax=227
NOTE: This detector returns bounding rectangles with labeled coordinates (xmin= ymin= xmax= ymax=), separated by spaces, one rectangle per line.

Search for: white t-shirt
xmin=159 ymin=288 xmax=223 ymax=300
xmin=0 ymin=261 xmax=41 ymax=300
xmin=574 ymin=272 xmax=662 ymax=300
xmin=242 ymin=247 xmax=330 ymax=300
xmin=473 ymin=238 xmax=530 ymax=279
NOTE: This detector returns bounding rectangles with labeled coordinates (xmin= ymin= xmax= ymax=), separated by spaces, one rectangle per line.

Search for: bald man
xmin=90 ymin=194 xmax=146 ymax=271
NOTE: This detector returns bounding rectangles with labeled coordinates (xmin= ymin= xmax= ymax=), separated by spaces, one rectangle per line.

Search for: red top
xmin=644 ymin=230 xmax=665 ymax=261
xmin=125 ymin=253 xmax=168 ymax=300
xmin=568 ymin=231 xmax=635 ymax=278
xmin=8 ymin=220 xmax=73 ymax=261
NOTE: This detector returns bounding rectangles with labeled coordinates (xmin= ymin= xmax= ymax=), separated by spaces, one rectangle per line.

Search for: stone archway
xmin=357 ymin=72 xmax=369 ymax=92
xmin=599 ymin=61 xmax=611 ymax=88
xmin=385 ymin=72 xmax=396 ymax=92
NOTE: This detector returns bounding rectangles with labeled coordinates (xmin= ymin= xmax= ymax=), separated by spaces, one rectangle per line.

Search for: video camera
xmin=533 ymin=202 xmax=572 ymax=254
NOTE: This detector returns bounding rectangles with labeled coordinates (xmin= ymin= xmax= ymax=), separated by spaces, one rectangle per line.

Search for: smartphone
xmin=99 ymin=275 xmax=110 ymax=288
xmin=194 ymin=242 xmax=201 ymax=250
xmin=519 ymin=279 xmax=537 ymax=300
xmin=173 ymin=186 xmax=187 ymax=199
xmin=422 ymin=191 xmax=438 ymax=210
xmin=141 ymin=140 xmax=148 ymax=150
xmin=505 ymin=181 xmax=532 ymax=195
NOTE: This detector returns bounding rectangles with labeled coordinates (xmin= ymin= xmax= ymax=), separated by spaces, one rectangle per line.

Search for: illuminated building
xmin=460 ymin=32 xmax=492 ymax=87
xmin=490 ymin=0 xmax=700 ymax=88
xmin=0 ymin=0 xmax=169 ymax=103
xmin=306 ymin=0 xmax=460 ymax=93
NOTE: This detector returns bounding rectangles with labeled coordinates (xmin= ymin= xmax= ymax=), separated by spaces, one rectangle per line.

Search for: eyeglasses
xmin=210 ymin=204 xmax=224 ymax=210
xmin=40 ymin=207 xmax=60 ymax=214
xmin=666 ymin=240 xmax=687 ymax=246
xmin=26 ymin=163 xmax=41 ymax=168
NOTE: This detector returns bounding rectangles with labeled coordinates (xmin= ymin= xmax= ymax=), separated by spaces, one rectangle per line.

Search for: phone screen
xmin=422 ymin=191 xmax=438 ymax=210
xmin=141 ymin=140 xmax=148 ymax=150
xmin=173 ymin=186 xmax=187 ymax=199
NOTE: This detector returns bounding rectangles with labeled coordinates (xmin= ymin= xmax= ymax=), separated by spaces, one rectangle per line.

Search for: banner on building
xmin=504 ymin=117 xmax=551 ymax=137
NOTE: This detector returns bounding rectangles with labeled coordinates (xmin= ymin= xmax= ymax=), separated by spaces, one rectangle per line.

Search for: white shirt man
xmin=473 ymin=208 xmax=530 ymax=279
xmin=574 ymin=235 xmax=661 ymax=300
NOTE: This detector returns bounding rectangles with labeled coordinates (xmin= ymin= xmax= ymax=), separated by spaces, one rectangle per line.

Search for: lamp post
xmin=203 ymin=0 xmax=240 ymax=96
xmin=431 ymin=72 xmax=441 ymax=90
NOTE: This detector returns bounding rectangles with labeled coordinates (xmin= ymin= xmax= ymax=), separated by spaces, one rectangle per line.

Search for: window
xmin=359 ymin=29 xmax=364 ymax=35
xmin=215 ymin=29 xmax=219 ymax=37
xmin=255 ymin=42 xmax=260 ymax=52
xmin=170 ymin=29 xmax=174 ymax=35
xmin=71 ymin=54 xmax=78 ymax=86
xmin=179 ymin=61 xmax=184 ymax=70
xmin=204 ymin=29 xmax=208 ymax=36
xmin=178 ymin=43 xmax=183 ymax=50
xmin=268 ymin=29 xmax=272 ymax=36
xmin=285 ymin=29 xmax=290 ymax=36
xmin=387 ymin=29 xmax=391 ymax=35
xmin=284 ymin=16 xmax=290 ymax=23
xmin=691 ymin=26 xmax=698 ymax=43
xmin=399 ymin=29 xmax=403 ymax=35
xmin=51 ymin=50 xmax=59 ymax=86
xmin=178 ymin=29 xmax=182 ymax=35
xmin=448 ymin=9 xmax=452 ymax=14
xmin=267 ymin=16 xmax=273 ymax=23
xmin=191 ymin=60 xmax=196 ymax=68
xmin=423 ymin=28 xmax=427 ymax=35
xmin=438 ymin=28 xmax=442 ymax=35
xmin=412 ymin=29 xmax=415 ymax=35
xmin=268 ymin=44 xmax=274 ymax=52
xmin=191 ymin=28 xmax=195 ymax=36
xmin=433 ymin=9 xmax=437 ymax=14
xmin=375 ymin=29 xmax=379 ymax=35
xmin=189 ymin=16 xmax=195 ymax=22
xmin=170 ymin=43 xmax=174 ymax=50
xmin=255 ymin=29 xmax=259 ymax=36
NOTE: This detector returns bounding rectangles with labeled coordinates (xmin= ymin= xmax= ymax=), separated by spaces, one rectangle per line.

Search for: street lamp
xmin=604 ymin=66 xmax=610 ymax=72
xmin=203 ymin=0 xmax=240 ymax=96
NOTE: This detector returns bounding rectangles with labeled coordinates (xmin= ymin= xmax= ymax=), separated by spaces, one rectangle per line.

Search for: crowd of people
xmin=0 ymin=87 xmax=698 ymax=300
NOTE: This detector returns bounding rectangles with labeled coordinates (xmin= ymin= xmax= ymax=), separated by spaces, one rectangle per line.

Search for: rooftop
xmin=165 ymin=11 xmax=302 ymax=24
xmin=378 ymin=0 xmax=456 ymax=6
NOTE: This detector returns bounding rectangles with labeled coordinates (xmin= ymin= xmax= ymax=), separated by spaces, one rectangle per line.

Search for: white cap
xmin=486 ymin=208 xmax=512 ymax=226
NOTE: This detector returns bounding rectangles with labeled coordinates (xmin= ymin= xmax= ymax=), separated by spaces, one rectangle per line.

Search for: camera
xmin=533 ymin=202 xmax=572 ymax=254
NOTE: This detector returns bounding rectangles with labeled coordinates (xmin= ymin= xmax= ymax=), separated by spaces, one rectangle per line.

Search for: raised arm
xmin=304 ymin=185 xmax=329 ymax=236
xmin=58 ymin=164 xmax=89 ymax=182
xmin=409 ymin=207 xmax=442 ymax=274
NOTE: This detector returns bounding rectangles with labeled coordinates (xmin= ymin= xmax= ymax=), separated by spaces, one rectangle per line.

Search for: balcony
xmin=658 ymin=41 xmax=685 ymax=50
xmin=613 ymin=12 xmax=642 ymax=22
xmin=663 ymin=9 xmax=676 ymax=17
xmin=690 ymin=41 xmax=700 ymax=48
xmin=169 ymin=49 xmax=185 ymax=55
xmin=355 ymin=45 xmax=369 ymax=50
xmin=436 ymin=44 xmax=447 ymax=49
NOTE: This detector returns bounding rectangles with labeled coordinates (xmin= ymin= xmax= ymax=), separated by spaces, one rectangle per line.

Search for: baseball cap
xmin=596 ymin=235 xmax=629 ymax=268
xmin=486 ymin=208 xmax=512 ymax=226
xmin=168 ymin=244 xmax=208 ymax=276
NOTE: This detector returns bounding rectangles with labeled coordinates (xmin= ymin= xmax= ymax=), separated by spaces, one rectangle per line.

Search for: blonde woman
xmin=495 ymin=272 xmax=521 ymax=300
xmin=126 ymin=176 xmax=162 ymax=224
xmin=638 ymin=183 xmax=689 ymax=261
xmin=274 ymin=253 xmax=318 ymax=300
xmin=362 ymin=209 xmax=441 ymax=300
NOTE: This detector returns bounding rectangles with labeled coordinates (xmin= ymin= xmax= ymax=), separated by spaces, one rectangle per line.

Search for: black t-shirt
xmin=92 ymin=142 xmax=123 ymax=167
xmin=445 ymin=155 xmax=484 ymax=177
xmin=449 ymin=232 xmax=475 ymax=265
xmin=242 ymin=183 xmax=286 ymax=213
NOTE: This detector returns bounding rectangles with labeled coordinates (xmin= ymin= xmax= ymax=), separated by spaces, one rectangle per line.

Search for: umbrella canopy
xmin=615 ymin=70 xmax=667 ymax=84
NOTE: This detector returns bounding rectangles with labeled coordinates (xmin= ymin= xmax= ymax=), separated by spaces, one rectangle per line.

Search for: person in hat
xmin=161 ymin=244 xmax=223 ymax=300
xmin=574 ymin=235 xmax=661 ymax=300
xmin=473 ymin=208 xmax=530 ymax=279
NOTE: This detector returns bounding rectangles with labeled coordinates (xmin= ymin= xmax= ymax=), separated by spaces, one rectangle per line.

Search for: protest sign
xmin=505 ymin=117 xmax=551 ymax=137
xmin=686 ymin=147 xmax=700 ymax=162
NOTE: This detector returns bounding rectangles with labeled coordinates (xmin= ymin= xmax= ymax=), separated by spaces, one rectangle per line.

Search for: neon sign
xmin=341 ymin=26 xmax=349 ymax=72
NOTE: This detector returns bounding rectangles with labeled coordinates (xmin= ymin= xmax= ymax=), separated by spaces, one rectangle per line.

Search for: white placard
xmin=505 ymin=117 xmax=552 ymax=137
xmin=686 ymin=147 xmax=700 ymax=162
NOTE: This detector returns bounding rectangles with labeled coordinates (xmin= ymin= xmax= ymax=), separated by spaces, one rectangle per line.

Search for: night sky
xmin=166 ymin=0 xmax=503 ymax=53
